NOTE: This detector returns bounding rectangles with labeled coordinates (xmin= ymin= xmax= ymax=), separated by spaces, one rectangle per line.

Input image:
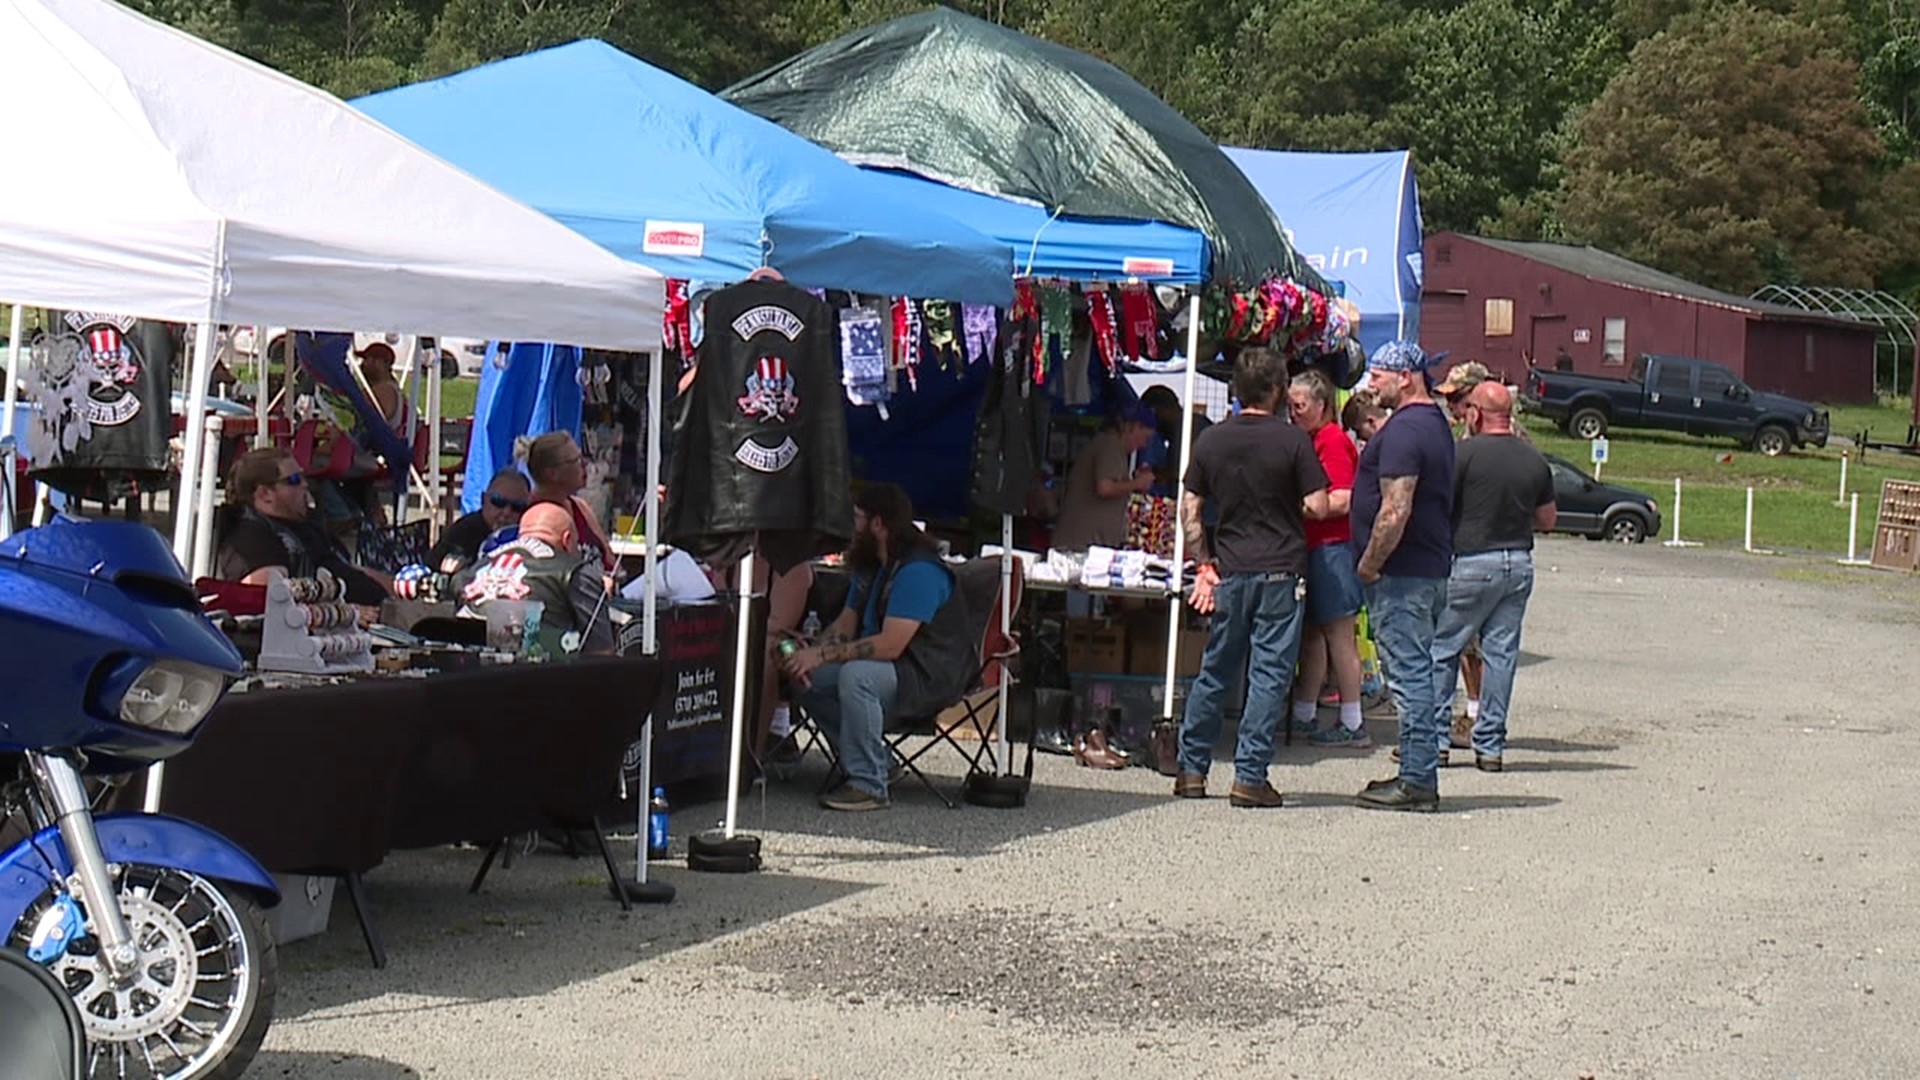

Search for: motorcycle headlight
xmin=118 ymin=661 xmax=227 ymax=733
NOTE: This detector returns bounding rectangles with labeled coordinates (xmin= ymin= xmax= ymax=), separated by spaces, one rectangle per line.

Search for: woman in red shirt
xmin=1286 ymin=369 xmax=1370 ymax=747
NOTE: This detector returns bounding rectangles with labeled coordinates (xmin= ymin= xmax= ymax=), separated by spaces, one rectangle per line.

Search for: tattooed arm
xmin=784 ymin=617 xmax=922 ymax=679
xmin=1356 ymin=475 xmax=1418 ymax=584
xmin=1180 ymin=492 xmax=1211 ymax=565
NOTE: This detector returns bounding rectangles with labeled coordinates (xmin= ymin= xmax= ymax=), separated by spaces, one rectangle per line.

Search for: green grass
xmin=1823 ymin=397 xmax=1915 ymax=444
xmin=231 ymin=362 xmax=479 ymax=420
xmin=1523 ymin=416 xmax=1920 ymax=555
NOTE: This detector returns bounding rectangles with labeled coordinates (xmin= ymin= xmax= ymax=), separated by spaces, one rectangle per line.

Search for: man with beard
xmin=780 ymin=484 xmax=972 ymax=811
xmin=1350 ymin=340 xmax=1456 ymax=813
xmin=216 ymin=447 xmax=393 ymax=606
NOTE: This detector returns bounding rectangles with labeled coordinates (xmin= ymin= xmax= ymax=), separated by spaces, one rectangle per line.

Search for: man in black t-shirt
xmin=1173 ymin=348 xmax=1331 ymax=809
xmin=1428 ymin=383 xmax=1556 ymax=772
xmin=215 ymin=447 xmax=392 ymax=606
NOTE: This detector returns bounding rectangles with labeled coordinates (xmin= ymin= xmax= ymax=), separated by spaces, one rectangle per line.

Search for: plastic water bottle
xmin=801 ymin=609 xmax=822 ymax=640
xmin=647 ymin=787 xmax=671 ymax=858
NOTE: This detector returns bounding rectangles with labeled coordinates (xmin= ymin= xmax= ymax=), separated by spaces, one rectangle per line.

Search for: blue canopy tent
xmin=858 ymin=168 xmax=1210 ymax=284
xmin=458 ymin=343 xmax=581 ymax=512
xmin=1223 ymin=148 xmax=1423 ymax=357
xmin=353 ymin=40 xmax=1013 ymax=305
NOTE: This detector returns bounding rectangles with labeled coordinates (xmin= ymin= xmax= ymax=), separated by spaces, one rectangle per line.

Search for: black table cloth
xmin=131 ymin=657 xmax=662 ymax=876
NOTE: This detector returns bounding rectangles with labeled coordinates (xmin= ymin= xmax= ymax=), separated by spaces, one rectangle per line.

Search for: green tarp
xmin=724 ymin=7 xmax=1324 ymax=288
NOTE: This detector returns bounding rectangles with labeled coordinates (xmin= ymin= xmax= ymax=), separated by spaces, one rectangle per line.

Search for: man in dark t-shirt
xmin=428 ymin=468 xmax=530 ymax=568
xmin=1172 ymin=348 xmax=1330 ymax=808
xmin=1429 ymin=382 xmax=1556 ymax=771
xmin=1350 ymin=340 xmax=1455 ymax=812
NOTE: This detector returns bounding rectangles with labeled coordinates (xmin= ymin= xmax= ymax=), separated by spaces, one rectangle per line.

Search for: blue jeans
xmin=1367 ymin=575 xmax=1448 ymax=791
xmin=1178 ymin=572 xmax=1306 ymax=785
xmin=1431 ymin=550 xmax=1535 ymax=759
xmin=795 ymin=660 xmax=897 ymax=797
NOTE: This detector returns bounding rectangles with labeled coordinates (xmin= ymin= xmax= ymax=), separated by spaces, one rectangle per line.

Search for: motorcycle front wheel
xmin=9 ymin=863 xmax=277 ymax=1080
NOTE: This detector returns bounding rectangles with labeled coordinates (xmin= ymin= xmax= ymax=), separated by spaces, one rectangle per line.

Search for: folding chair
xmin=797 ymin=556 xmax=1025 ymax=808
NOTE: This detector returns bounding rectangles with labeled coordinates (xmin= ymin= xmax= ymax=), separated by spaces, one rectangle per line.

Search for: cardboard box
xmin=1066 ymin=617 xmax=1127 ymax=674
xmin=266 ymin=873 xmax=335 ymax=945
xmin=1124 ymin=610 xmax=1207 ymax=677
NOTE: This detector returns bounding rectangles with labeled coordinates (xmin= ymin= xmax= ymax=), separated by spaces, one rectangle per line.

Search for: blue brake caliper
xmin=27 ymin=893 xmax=85 ymax=964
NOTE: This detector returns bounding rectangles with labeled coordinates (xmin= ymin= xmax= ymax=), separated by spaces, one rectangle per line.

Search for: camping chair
xmin=798 ymin=556 xmax=1025 ymax=808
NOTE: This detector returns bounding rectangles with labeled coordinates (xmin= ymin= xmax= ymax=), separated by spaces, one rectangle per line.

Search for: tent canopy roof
xmin=0 ymin=0 xmax=664 ymax=350
xmin=859 ymin=169 xmax=1210 ymax=284
xmin=724 ymin=7 xmax=1322 ymax=289
xmin=355 ymin=40 xmax=1014 ymax=305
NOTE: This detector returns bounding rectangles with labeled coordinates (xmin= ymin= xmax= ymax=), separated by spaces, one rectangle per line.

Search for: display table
xmin=119 ymin=656 xmax=662 ymax=965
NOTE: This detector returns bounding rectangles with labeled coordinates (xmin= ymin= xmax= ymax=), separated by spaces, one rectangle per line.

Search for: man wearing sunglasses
xmin=216 ymin=447 xmax=393 ymax=605
xmin=429 ymin=468 xmax=533 ymax=568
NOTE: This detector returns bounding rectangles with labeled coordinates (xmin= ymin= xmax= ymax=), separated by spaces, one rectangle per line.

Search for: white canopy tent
xmin=0 ymin=0 xmax=667 ymax=567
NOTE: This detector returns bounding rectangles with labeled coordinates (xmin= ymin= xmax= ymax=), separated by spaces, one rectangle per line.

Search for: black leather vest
xmin=663 ymin=280 xmax=853 ymax=562
xmin=867 ymin=549 xmax=975 ymax=717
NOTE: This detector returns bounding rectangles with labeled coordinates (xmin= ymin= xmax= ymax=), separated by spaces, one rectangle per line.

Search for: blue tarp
xmin=293 ymin=333 xmax=414 ymax=494
xmin=1223 ymin=148 xmax=1423 ymax=356
xmin=460 ymin=343 xmax=581 ymax=513
xmin=858 ymin=169 xmax=1210 ymax=284
xmin=354 ymin=40 xmax=1014 ymax=306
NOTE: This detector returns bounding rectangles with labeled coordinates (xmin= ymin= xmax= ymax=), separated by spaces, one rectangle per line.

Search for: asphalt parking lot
xmin=255 ymin=537 xmax=1920 ymax=1079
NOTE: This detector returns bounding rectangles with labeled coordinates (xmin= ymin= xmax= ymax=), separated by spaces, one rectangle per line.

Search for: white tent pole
xmin=2 ymin=303 xmax=24 ymax=540
xmin=636 ymin=347 xmax=664 ymax=881
xmin=1162 ymin=293 xmax=1203 ymax=717
xmin=189 ymin=412 xmax=222 ymax=580
xmin=723 ymin=548 xmax=754 ymax=840
xmin=252 ymin=325 xmax=269 ymax=448
xmin=427 ymin=340 xmax=443 ymax=541
xmin=171 ymin=321 xmax=218 ymax=567
xmin=996 ymin=514 xmax=1013 ymax=773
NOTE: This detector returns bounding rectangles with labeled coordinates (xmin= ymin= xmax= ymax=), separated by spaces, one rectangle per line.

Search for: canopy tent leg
xmin=996 ymin=513 xmax=1012 ymax=773
xmin=1161 ymin=294 xmax=1204 ymax=721
xmin=723 ymin=547 xmax=755 ymax=839
xmin=189 ymin=413 xmax=222 ymax=581
xmin=426 ymin=343 xmax=443 ymax=542
xmin=252 ymin=325 xmax=270 ymax=449
xmin=616 ymin=346 xmax=673 ymax=904
xmin=171 ymin=322 xmax=218 ymax=568
xmin=2 ymin=303 xmax=24 ymax=541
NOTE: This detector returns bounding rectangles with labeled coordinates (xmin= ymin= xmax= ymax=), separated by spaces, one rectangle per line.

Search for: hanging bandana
xmin=1012 ymin=280 xmax=1045 ymax=385
xmin=962 ymin=304 xmax=998 ymax=364
xmin=902 ymin=298 xmax=924 ymax=390
xmin=921 ymin=300 xmax=957 ymax=366
xmin=1226 ymin=290 xmax=1252 ymax=343
xmin=1119 ymin=284 xmax=1157 ymax=363
xmin=1038 ymin=283 xmax=1072 ymax=362
xmin=891 ymin=297 xmax=911 ymax=369
xmin=1085 ymin=290 xmax=1120 ymax=372
xmin=840 ymin=306 xmax=891 ymax=414
xmin=663 ymin=279 xmax=692 ymax=357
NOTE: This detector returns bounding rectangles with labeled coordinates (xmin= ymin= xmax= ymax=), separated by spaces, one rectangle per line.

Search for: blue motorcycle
xmin=0 ymin=517 xmax=278 ymax=1079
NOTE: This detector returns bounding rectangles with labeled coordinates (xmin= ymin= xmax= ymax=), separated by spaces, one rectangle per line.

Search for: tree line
xmin=133 ymin=0 xmax=1920 ymax=304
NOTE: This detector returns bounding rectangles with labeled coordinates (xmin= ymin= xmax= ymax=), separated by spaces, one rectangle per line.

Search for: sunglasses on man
xmin=487 ymin=494 xmax=531 ymax=512
xmin=277 ymin=472 xmax=305 ymax=488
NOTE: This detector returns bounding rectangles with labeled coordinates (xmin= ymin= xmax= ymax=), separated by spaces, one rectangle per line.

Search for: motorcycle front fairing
xmin=0 ymin=517 xmax=244 ymax=766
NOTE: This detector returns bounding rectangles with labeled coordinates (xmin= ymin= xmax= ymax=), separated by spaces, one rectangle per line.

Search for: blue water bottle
xmin=647 ymin=787 xmax=671 ymax=858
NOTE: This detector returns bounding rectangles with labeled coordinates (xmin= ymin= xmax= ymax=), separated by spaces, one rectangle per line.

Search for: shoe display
xmin=1354 ymin=779 xmax=1440 ymax=813
xmin=819 ymin=784 xmax=891 ymax=812
xmin=1310 ymin=723 xmax=1372 ymax=749
xmin=1073 ymin=728 xmax=1129 ymax=770
xmin=1228 ymin=780 xmax=1286 ymax=808
xmin=1033 ymin=725 xmax=1076 ymax=756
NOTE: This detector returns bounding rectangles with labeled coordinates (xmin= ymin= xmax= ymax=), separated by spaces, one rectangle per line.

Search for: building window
xmin=1485 ymin=298 xmax=1514 ymax=337
xmin=1805 ymin=332 xmax=1816 ymax=374
xmin=1603 ymin=317 xmax=1627 ymax=365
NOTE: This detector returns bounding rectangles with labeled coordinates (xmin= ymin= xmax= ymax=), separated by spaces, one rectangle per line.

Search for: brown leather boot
xmin=1173 ymin=772 xmax=1207 ymax=798
xmin=1073 ymin=728 xmax=1129 ymax=770
xmin=1228 ymin=780 xmax=1286 ymax=808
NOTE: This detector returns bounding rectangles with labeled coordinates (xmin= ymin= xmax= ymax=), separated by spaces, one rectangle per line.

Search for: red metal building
xmin=1420 ymin=233 xmax=1879 ymax=403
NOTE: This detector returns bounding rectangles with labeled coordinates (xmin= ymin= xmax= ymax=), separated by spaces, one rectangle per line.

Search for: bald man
xmin=457 ymin=501 xmax=614 ymax=657
xmin=1426 ymin=381 xmax=1556 ymax=771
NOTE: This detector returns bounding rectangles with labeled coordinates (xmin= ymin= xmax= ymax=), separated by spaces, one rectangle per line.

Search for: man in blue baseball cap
xmin=1052 ymin=400 xmax=1159 ymax=551
xmin=1350 ymin=339 xmax=1457 ymax=812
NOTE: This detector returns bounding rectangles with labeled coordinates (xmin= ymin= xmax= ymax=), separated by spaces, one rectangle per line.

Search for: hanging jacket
xmin=663 ymin=280 xmax=852 ymax=564
xmin=970 ymin=346 xmax=1047 ymax=516
xmin=27 ymin=315 xmax=175 ymax=502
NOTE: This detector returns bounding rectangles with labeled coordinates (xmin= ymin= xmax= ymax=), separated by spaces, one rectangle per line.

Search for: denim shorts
xmin=1306 ymin=543 xmax=1365 ymax=625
